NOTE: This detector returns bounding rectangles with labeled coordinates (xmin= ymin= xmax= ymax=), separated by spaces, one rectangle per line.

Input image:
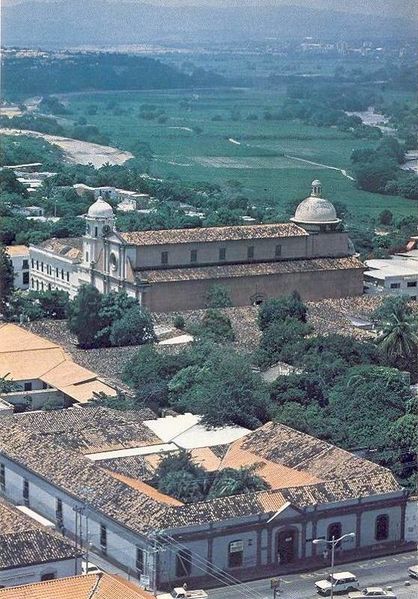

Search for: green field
xmin=64 ymin=87 xmax=416 ymax=225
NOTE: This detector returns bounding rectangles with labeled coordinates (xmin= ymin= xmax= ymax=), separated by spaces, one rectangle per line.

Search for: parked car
xmin=158 ymin=588 xmax=208 ymax=599
xmin=348 ymin=588 xmax=397 ymax=599
xmin=82 ymin=560 xmax=102 ymax=575
xmin=408 ymin=564 xmax=418 ymax=579
xmin=316 ymin=572 xmax=360 ymax=595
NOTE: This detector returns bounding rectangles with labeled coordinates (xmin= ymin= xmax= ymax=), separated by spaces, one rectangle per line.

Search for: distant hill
xmin=2 ymin=52 xmax=226 ymax=98
xmin=2 ymin=0 xmax=415 ymax=48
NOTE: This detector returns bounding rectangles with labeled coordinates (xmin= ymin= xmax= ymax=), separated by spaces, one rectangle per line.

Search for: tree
xmin=0 ymin=246 xmax=14 ymax=310
xmin=68 ymin=285 xmax=103 ymax=348
xmin=205 ymin=284 xmax=232 ymax=308
xmin=378 ymin=210 xmax=393 ymax=226
xmin=153 ymin=451 xmax=208 ymax=502
xmin=208 ymin=465 xmax=268 ymax=498
xmin=374 ymin=297 xmax=418 ymax=379
xmin=95 ymin=291 xmax=138 ymax=347
xmin=258 ymin=291 xmax=307 ymax=330
xmin=110 ymin=305 xmax=156 ymax=347
xmin=196 ymin=309 xmax=235 ymax=342
xmin=255 ymin=317 xmax=311 ymax=368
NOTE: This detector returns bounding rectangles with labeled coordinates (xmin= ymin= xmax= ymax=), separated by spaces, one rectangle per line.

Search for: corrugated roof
xmin=121 ymin=223 xmax=307 ymax=246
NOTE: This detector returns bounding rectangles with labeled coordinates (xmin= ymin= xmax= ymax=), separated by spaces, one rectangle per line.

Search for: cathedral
xmin=29 ymin=181 xmax=365 ymax=312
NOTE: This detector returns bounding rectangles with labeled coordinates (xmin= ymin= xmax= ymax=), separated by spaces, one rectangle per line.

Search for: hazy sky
xmin=3 ymin=0 xmax=416 ymax=19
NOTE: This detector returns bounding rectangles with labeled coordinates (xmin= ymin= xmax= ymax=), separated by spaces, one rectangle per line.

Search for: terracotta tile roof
xmin=0 ymin=415 xmax=402 ymax=534
xmin=121 ymin=223 xmax=307 ymax=246
xmin=15 ymin=407 xmax=161 ymax=454
xmin=0 ymin=498 xmax=80 ymax=570
xmin=107 ymin=471 xmax=184 ymax=506
xmin=138 ymin=256 xmax=365 ymax=283
xmin=37 ymin=237 xmax=83 ymax=262
xmin=5 ymin=245 xmax=29 ymax=257
xmin=0 ymin=324 xmax=117 ymax=404
xmin=0 ymin=573 xmax=154 ymax=598
xmin=219 ymin=438 xmax=321 ymax=489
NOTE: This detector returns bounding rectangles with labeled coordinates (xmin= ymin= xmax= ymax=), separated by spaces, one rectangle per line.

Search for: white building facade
xmin=6 ymin=245 xmax=30 ymax=290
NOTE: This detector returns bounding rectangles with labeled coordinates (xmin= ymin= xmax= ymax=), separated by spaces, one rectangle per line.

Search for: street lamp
xmin=312 ymin=532 xmax=355 ymax=599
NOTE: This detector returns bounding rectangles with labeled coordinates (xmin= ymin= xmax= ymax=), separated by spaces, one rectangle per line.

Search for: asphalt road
xmin=207 ymin=552 xmax=418 ymax=599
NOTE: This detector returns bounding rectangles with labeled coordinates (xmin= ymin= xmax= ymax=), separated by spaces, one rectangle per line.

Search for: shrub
xmin=109 ymin=306 xmax=156 ymax=347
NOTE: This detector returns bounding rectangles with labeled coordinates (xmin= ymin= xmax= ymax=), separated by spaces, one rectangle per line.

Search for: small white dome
xmin=291 ymin=196 xmax=340 ymax=225
xmin=87 ymin=197 xmax=114 ymax=219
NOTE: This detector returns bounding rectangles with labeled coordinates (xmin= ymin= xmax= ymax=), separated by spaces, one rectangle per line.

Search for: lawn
xmin=64 ymin=87 xmax=417 ymax=225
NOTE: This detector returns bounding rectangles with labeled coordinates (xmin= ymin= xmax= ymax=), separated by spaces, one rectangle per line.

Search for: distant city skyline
xmin=2 ymin=0 xmax=416 ymax=20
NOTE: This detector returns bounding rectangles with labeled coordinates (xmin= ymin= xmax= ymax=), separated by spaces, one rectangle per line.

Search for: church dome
xmin=290 ymin=180 xmax=340 ymax=225
xmin=87 ymin=196 xmax=114 ymax=219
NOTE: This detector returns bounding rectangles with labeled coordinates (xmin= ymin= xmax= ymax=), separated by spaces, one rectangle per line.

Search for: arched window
xmin=109 ymin=253 xmax=118 ymax=271
xmin=327 ymin=522 xmax=342 ymax=543
xmin=176 ymin=549 xmax=192 ymax=577
xmin=375 ymin=514 xmax=389 ymax=541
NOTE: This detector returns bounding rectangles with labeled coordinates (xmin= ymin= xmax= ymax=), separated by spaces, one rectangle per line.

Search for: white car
xmin=316 ymin=571 xmax=360 ymax=595
xmin=408 ymin=564 xmax=418 ymax=579
xmin=348 ymin=588 xmax=397 ymax=599
xmin=82 ymin=560 xmax=102 ymax=575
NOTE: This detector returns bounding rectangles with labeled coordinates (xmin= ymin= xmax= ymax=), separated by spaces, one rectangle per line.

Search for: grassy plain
xmin=64 ymin=87 xmax=416 ymax=225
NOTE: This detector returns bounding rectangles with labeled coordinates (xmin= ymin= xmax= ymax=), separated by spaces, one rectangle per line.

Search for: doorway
xmin=276 ymin=529 xmax=297 ymax=564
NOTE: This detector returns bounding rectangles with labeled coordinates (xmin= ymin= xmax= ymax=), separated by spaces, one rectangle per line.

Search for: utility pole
xmin=313 ymin=532 xmax=355 ymax=599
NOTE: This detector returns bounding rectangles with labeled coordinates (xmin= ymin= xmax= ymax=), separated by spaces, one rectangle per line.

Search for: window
xmin=24 ymin=382 xmax=32 ymax=392
xmin=100 ymin=524 xmax=107 ymax=553
xmin=94 ymin=227 xmax=98 ymax=238
xmin=40 ymin=573 xmax=56 ymax=581
xmin=23 ymin=272 xmax=29 ymax=285
xmin=109 ymin=253 xmax=118 ymax=271
xmin=61 ymin=269 xmax=64 ymax=280
xmin=228 ymin=540 xmax=243 ymax=568
xmin=161 ymin=251 xmax=168 ymax=265
xmin=48 ymin=283 xmax=51 ymax=291
xmin=190 ymin=249 xmax=197 ymax=263
xmin=176 ymin=549 xmax=192 ymax=577
xmin=41 ymin=282 xmax=44 ymax=291
xmin=42 ymin=382 xmax=48 ymax=389
xmin=23 ymin=259 xmax=29 ymax=270
xmin=247 ymin=246 xmax=254 ymax=260
xmin=36 ymin=280 xmax=39 ymax=291
xmin=31 ymin=278 xmax=34 ymax=288
xmin=23 ymin=479 xmax=29 ymax=507
xmin=31 ymin=258 xmax=34 ymax=268
xmin=136 ymin=547 xmax=145 ymax=574
xmin=375 ymin=514 xmax=389 ymax=541
xmin=390 ymin=282 xmax=400 ymax=289
xmin=407 ymin=281 xmax=417 ymax=288
xmin=275 ymin=244 xmax=282 ymax=258
xmin=66 ymin=272 xmax=70 ymax=282
xmin=327 ymin=522 xmax=342 ymax=544
xmin=219 ymin=247 xmax=226 ymax=261
xmin=85 ymin=252 xmax=89 ymax=263
xmin=36 ymin=260 xmax=39 ymax=270
xmin=0 ymin=464 xmax=5 ymax=491
xmin=56 ymin=498 xmax=63 ymax=525
xmin=41 ymin=262 xmax=44 ymax=272
xmin=56 ymin=267 xmax=59 ymax=277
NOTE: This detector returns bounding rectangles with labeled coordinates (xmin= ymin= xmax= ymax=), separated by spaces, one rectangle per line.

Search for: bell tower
xmin=83 ymin=196 xmax=115 ymax=265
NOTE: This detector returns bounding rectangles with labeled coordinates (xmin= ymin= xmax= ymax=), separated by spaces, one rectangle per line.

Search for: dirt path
xmin=0 ymin=128 xmax=133 ymax=168
xmin=284 ymin=154 xmax=355 ymax=181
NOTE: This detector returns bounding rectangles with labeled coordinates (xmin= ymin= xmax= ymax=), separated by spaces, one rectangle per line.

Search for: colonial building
xmin=0 ymin=324 xmax=117 ymax=409
xmin=30 ymin=181 xmax=365 ymax=310
xmin=0 ymin=407 xmax=411 ymax=589
xmin=0 ymin=497 xmax=81 ymax=588
xmin=6 ymin=245 xmax=30 ymax=290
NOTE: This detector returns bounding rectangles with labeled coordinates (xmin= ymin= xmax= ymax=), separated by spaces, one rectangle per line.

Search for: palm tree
xmin=208 ymin=465 xmax=268 ymax=498
xmin=376 ymin=300 xmax=418 ymax=376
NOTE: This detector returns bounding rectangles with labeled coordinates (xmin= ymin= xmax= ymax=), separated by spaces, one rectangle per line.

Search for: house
xmin=0 ymin=324 xmax=117 ymax=409
xmin=0 ymin=407 xmax=411 ymax=589
xmin=29 ymin=180 xmax=365 ymax=309
xmin=0 ymin=497 xmax=81 ymax=588
xmin=0 ymin=573 xmax=153 ymax=597
xmin=364 ymin=249 xmax=418 ymax=301
xmin=5 ymin=245 xmax=30 ymax=290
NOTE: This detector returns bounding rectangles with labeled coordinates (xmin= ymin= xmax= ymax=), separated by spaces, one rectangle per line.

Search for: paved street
xmin=208 ymin=552 xmax=418 ymax=599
